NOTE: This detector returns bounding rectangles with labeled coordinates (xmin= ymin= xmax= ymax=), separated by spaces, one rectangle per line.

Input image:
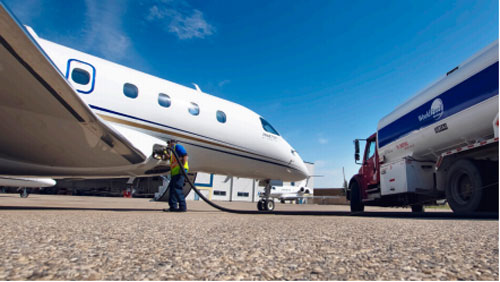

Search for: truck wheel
xmin=349 ymin=181 xmax=364 ymax=213
xmin=446 ymin=159 xmax=483 ymax=213
xmin=474 ymin=161 xmax=499 ymax=212
xmin=411 ymin=205 xmax=424 ymax=213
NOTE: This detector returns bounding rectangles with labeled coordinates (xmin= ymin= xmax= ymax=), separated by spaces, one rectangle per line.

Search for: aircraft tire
xmin=19 ymin=188 xmax=29 ymax=198
xmin=257 ymin=199 xmax=265 ymax=211
xmin=265 ymin=199 xmax=275 ymax=211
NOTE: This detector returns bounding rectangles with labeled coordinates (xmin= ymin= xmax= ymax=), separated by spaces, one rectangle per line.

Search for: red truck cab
xmin=347 ymin=133 xmax=379 ymax=212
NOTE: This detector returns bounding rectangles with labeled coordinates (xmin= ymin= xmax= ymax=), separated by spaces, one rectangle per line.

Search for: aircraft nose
xmin=291 ymin=152 xmax=309 ymax=180
xmin=296 ymin=158 xmax=310 ymax=179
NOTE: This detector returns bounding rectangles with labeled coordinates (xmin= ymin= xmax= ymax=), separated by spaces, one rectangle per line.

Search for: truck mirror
xmin=354 ymin=139 xmax=360 ymax=163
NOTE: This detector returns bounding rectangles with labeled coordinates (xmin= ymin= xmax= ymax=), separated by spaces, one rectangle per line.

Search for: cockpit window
xmin=260 ymin=117 xmax=280 ymax=136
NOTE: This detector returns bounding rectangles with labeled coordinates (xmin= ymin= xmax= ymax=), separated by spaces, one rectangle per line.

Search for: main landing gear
xmin=18 ymin=188 xmax=30 ymax=198
xmin=257 ymin=181 xmax=275 ymax=211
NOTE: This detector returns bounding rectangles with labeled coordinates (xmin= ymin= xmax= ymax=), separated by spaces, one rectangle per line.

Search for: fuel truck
xmin=347 ymin=41 xmax=498 ymax=213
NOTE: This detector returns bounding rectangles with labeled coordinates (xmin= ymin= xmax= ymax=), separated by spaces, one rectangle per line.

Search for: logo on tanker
xmin=418 ymin=98 xmax=444 ymax=122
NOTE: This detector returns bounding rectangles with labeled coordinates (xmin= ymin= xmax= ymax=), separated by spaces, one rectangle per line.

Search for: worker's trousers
xmin=168 ymin=174 xmax=186 ymax=211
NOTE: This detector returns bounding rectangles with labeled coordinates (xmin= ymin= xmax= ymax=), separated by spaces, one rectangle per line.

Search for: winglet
xmin=192 ymin=83 xmax=202 ymax=93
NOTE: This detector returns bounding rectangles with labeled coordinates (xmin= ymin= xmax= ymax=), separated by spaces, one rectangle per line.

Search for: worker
xmin=164 ymin=140 xmax=189 ymax=212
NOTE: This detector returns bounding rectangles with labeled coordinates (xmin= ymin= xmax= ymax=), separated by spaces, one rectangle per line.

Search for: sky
xmin=3 ymin=0 xmax=498 ymax=188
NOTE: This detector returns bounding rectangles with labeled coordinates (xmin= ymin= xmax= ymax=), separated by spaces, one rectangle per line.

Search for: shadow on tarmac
xmin=0 ymin=205 xmax=497 ymax=220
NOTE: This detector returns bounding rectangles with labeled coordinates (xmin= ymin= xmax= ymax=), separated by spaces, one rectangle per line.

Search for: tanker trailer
xmin=347 ymin=40 xmax=498 ymax=213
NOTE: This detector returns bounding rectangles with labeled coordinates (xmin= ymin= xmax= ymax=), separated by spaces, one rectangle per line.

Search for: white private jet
xmin=0 ymin=3 xmax=308 ymax=210
xmin=270 ymin=185 xmax=312 ymax=204
xmin=267 ymin=177 xmax=313 ymax=204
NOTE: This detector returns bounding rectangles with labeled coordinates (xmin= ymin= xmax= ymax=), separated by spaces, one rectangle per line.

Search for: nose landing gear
xmin=257 ymin=180 xmax=275 ymax=211
xmin=257 ymin=198 xmax=275 ymax=211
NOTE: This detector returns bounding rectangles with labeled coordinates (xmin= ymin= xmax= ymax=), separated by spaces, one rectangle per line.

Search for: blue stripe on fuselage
xmin=88 ymin=104 xmax=303 ymax=172
xmin=378 ymin=62 xmax=499 ymax=148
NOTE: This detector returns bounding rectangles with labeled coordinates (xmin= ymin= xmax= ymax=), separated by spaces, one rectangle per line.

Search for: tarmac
xmin=0 ymin=194 xmax=497 ymax=280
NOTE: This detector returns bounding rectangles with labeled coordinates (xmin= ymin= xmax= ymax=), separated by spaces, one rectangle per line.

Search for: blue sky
xmin=3 ymin=0 xmax=498 ymax=187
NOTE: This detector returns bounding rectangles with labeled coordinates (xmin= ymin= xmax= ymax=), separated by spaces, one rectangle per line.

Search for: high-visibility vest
xmin=170 ymin=144 xmax=189 ymax=176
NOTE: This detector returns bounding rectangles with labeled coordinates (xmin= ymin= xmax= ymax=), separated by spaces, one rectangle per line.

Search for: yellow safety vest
xmin=170 ymin=144 xmax=189 ymax=176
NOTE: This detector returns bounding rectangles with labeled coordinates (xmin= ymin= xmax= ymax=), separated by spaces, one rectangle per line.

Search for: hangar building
xmin=47 ymin=162 xmax=315 ymax=202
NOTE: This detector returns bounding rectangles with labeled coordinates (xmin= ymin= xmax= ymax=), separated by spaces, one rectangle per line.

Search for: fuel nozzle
xmin=153 ymin=145 xmax=169 ymax=161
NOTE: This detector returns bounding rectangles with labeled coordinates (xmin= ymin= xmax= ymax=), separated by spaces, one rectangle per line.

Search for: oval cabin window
xmin=123 ymin=83 xmax=138 ymax=99
xmin=216 ymin=110 xmax=226 ymax=123
xmin=158 ymin=93 xmax=171 ymax=108
xmin=71 ymin=68 xmax=90 ymax=85
xmin=188 ymin=102 xmax=200 ymax=116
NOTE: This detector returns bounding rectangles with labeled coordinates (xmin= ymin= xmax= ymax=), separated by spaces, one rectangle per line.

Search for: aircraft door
xmin=66 ymin=59 xmax=96 ymax=94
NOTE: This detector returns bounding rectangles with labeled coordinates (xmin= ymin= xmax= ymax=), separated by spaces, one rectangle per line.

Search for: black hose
xmin=168 ymin=147 xmax=266 ymax=214
xmin=167 ymin=147 xmax=498 ymax=219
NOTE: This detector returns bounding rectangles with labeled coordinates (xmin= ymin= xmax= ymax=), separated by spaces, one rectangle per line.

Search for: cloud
xmin=218 ymin=79 xmax=230 ymax=87
xmin=82 ymin=0 xmax=131 ymax=60
xmin=146 ymin=1 xmax=215 ymax=40
xmin=318 ymin=137 xmax=328 ymax=144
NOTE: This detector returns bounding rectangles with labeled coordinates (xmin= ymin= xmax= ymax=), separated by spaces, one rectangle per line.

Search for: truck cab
xmin=358 ymin=134 xmax=380 ymax=192
xmin=348 ymin=133 xmax=428 ymax=213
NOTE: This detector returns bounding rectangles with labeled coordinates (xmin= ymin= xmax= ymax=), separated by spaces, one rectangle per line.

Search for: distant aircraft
xmin=263 ymin=176 xmax=313 ymax=204
xmin=0 ymin=176 xmax=55 ymax=197
xmin=0 ymin=3 xmax=308 ymax=210
xmin=269 ymin=185 xmax=312 ymax=204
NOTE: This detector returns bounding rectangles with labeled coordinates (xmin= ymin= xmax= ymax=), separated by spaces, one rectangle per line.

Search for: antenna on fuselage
xmin=192 ymin=83 xmax=202 ymax=93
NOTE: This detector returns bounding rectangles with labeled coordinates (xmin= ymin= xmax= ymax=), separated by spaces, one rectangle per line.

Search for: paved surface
xmin=0 ymin=194 xmax=497 ymax=280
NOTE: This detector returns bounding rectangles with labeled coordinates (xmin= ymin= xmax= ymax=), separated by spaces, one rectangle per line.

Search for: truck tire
xmin=411 ymin=205 xmax=424 ymax=213
xmin=349 ymin=181 xmax=364 ymax=213
xmin=474 ymin=160 xmax=499 ymax=212
xmin=446 ymin=159 xmax=484 ymax=213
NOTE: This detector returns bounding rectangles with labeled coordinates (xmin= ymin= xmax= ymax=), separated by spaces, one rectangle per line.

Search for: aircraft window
xmin=71 ymin=68 xmax=90 ymax=85
xmin=214 ymin=190 xmax=226 ymax=196
xmin=188 ymin=102 xmax=200 ymax=116
xmin=123 ymin=83 xmax=138 ymax=99
xmin=216 ymin=110 xmax=226 ymax=123
xmin=158 ymin=93 xmax=171 ymax=108
xmin=237 ymin=192 xmax=249 ymax=197
xmin=260 ymin=117 xmax=280 ymax=136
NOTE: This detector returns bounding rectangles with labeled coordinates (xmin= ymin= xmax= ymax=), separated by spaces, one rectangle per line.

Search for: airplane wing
xmin=0 ymin=4 xmax=163 ymax=177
